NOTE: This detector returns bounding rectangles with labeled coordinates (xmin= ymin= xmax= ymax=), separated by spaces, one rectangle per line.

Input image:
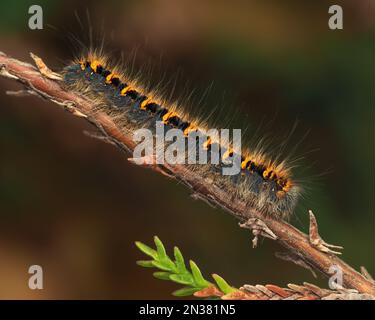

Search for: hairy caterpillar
xmin=62 ymin=50 xmax=301 ymax=220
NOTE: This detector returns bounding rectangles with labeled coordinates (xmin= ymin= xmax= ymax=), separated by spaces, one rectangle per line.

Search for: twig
xmin=275 ymin=252 xmax=317 ymax=278
xmin=1 ymin=51 xmax=375 ymax=296
xmin=219 ymin=283 xmax=375 ymax=300
xmin=239 ymin=218 xmax=277 ymax=248
xmin=196 ymin=281 xmax=375 ymax=300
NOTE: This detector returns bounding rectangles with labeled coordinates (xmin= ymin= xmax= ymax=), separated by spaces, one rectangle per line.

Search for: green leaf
xmin=153 ymin=272 xmax=172 ymax=280
xmin=212 ymin=274 xmax=236 ymax=294
xmin=169 ymin=273 xmax=193 ymax=285
xmin=151 ymin=260 xmax=174 ymax=271
xmin=161 ymin=257 xmax=177 ymax=272
xmin=153 ymin=237 xmax=177 ymax=271
xmin=135 ymin=241 xmax=157 ymax=259
xmin=190 ymin=260 xmax=210 ymax=288
xmin=154 ymin=236 xmax=167 ymax=259
xmin=172 ymin=287 xmax=200 ymax=297
xmin=174 ymin=246 xmax=187 ymax=273
xmin=136 ymin=260 xmax=155 ymax=268
xmin=136 ymin=236 xmax=230 ymax=299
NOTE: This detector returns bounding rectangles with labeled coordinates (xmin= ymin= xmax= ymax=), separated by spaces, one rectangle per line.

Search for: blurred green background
xmin=0 ymin=0 xmax=374 ymax=299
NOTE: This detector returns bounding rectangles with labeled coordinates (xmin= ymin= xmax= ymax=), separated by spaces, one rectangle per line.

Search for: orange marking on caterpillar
xmin=222 ymin=148 xmax=234 ymax=160
xmin=183 ymin=124 xmax=197 ymax=136
xmin=162 ymin=111 xmax=177 ymax=123
xmin=282 ymin=180 xmax=292 ymax=192
xmin=120 ymin=86 xmax=136 ymax=96
xmin=105 ymin=73 xmax=119 ymax=84
xmin=263 ymin=167 xmax=276 ymax=180
xmin=90 ymin=60 xmax=101 ymax=73
xmin=140 ymin=97 xmax=156 ymax=110
xmin=241 ymin=157 xmax=252 ymax=169
xmin=203 ymin=137 xmax=212 ymax=150
xmin=80 ymin=60 xmax=86 ymax=71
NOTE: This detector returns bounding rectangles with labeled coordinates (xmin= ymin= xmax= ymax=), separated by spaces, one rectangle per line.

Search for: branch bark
xmin=1 ymin=51 xmax=374 ymax=296
xmin=196 ymin=282 xmax=375 ymax=300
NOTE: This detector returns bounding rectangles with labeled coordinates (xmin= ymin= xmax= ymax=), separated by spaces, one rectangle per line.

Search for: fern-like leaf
xmin=135 ymin=236 xmax=237 ymax=298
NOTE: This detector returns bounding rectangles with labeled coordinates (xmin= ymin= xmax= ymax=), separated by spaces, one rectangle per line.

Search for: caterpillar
xmin=62 ymin=50 xmax=301 ymax=220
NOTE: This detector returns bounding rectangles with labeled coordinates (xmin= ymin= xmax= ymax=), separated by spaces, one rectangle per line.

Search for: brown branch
xmin=1 ymin=51 xmax=375 ymax=296
xmin=195 ymin=282 xmax=375 ymax=300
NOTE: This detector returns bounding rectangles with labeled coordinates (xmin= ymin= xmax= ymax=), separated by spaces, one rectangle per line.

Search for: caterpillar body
xmin=63 ymin=51 xmax=301 ymax=220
